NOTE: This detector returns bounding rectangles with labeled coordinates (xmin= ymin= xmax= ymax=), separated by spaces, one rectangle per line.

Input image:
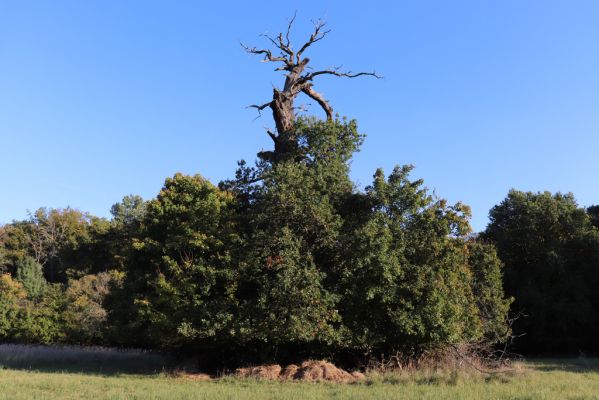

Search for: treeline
xmin=1 ymin=118 xmax=597 ymax=362
xmin=484 ymin=192 xmax=599 ymax=354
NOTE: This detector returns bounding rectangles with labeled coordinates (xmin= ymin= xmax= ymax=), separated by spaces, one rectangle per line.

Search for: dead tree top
xmin=242 ymin=16 xmax=380 ymax=163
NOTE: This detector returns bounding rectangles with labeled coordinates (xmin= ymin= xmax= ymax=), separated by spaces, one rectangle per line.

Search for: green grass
xmin=1 ymin=345 xmax=598 ymax=399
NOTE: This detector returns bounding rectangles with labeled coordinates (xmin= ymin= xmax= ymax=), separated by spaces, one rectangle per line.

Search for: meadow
xmin=0 ymin=345 xmax=598 ymax=399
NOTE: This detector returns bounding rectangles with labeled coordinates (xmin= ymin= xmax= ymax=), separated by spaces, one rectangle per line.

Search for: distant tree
xmin=0 ymin=208 xmax=115 ymax=282
xmin=0 ymin=274 xmax=27 ymax=339
xmin=0 ymin=227 xmax=9 ymax=274
xmin=484 ymin=190 xmax=599 ymax=353
xmin=16 ymin=283 xmax=67 ymax=344
xmin=26 ymin=208 xmax=86 ymax=268
xmin=110 ymin=195 xmax=146 ymax=227
xmin=588 ymin=205 xmax=599 ymax=229
xmin=0 ymin=274 xmax=66 ymax=344
xmin=0 ymin=221 xmax=32 ymax=275
xmin=64 ymin=272 xmax=121 ymax=344
xmin=15 ymin=256 xmax=46 ymax=300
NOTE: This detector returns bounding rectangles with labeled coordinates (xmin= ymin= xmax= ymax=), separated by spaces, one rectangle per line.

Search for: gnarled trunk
xmin=243 ymin=16 xmax=380 ymax=163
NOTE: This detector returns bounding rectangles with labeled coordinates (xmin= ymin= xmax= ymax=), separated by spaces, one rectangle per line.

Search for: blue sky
xmin=1 ymin=1 xmax=598 ymax=231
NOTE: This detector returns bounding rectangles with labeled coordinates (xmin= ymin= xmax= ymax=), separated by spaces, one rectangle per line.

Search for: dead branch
xmin=301 ymin=68 xmax=382 ymax=83
xmin=247 ymin=102 xmax=271 ymax=114
xmin=296 ymin=20 xmax=330 ymax=61
xmin=302 ymin=84 xmax=333 ymax=120
xmin=243 ymin=16 xmax=379 ymax=163
xmin=240 ymin=43 xmax=288 ymax=64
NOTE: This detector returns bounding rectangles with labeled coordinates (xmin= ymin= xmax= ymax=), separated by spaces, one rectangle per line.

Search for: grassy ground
xmin=0 ymin=345 xmax=598 ymax=399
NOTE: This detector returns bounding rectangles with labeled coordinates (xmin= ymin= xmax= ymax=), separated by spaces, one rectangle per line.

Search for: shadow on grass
xmin=0 ymin=344 xmax=175 ymax=377
xmin=527 ymin=358 xmax=599 ymax=373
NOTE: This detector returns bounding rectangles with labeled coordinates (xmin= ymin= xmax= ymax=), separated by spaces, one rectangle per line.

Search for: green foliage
xmin=588 ymin=205 xmax=599 ymax=229
xmin=466 ymin=241 xmax=513 ymax=343
xmin=0 ymin=274 xmax=26 ymax=339
xmin=484 ymin=190 xmax=599 ymax=353
xmin=227 ymin=119 xmax=510 ymax=360
xmin=0 ymin=208 xmax=115 ymax=283
xmin=0 ymin=274 xmax=65 ymax=344
xmin=15 ymin=283 xmax=67 ymax=344
xmin=110 ymin=195 xmax=146 ymax=227
xmin=110 ymin=174 xmax=239 ymax=350
xmin=231 ymin=118 xmax=361 ymax=358
xmin=63 ymin=272 xmax=121 ymax=344
xmin=237 ymin=225 xmax=341 ymax=354
xmin=338 ymin=166 xmax=506 ymax=354
xmin=15 ymin=256 xmax=46 ymax=300
xmin=0 ymin=222 xmax=32 ymax=275
xmin=0 ymin=117 xmax=511 ymax=362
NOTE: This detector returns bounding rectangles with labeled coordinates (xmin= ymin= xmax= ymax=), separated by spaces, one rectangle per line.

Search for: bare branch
xmin=296 ymin=20 xmax=331 ymax=61
xmin=302 ymin=68 xmax=382 ymax=83
xmin=285 ymin=12 xmax=297 ymax=48
xmin=247 ymin=101 xmax=272 ymax=121
xmin=260 ymin=27 xmax=294 ymax=60
xmin=247 ymin=101 xmax=272 ymax=113
xmin=240 ymin=42 xmax=288 ymax=63
xmin=266 ymin=129 xmax=278 ymax=143
xmin=259 ymin=33 xmax=290 ymax=56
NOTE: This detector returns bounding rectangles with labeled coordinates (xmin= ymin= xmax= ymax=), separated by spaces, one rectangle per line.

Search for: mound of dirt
xmin=236 ymin=360 xmax=365 ymax=383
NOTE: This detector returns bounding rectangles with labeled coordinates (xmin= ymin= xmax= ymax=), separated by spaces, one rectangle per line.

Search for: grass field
xmin=0 ymin=345 xmax=598 ymax=399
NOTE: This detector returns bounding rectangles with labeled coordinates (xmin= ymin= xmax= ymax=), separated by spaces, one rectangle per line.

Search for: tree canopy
xmin=484 ymin=190 xmax=599 ymax=353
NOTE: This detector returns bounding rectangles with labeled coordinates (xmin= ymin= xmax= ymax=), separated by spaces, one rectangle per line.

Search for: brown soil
xmin=236 ymin=360 xmax=365 ymax=383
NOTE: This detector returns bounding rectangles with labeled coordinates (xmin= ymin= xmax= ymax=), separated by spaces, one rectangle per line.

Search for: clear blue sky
xmin=1 ymin=1 xmax=598 ymax=232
